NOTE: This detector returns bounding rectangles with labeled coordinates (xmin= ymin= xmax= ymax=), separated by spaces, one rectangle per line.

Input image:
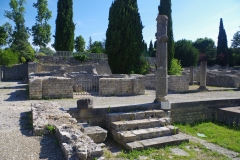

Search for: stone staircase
xmin=106 ymin=110 xmax=189 ymax=151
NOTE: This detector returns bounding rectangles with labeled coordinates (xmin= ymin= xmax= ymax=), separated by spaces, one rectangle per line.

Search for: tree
xmin=54 ymin=0 xmax=75 ymax=51
xmin=231 ymin=27 xmax=240 ymax=48
xmin=4 ymin=0 xmax=33 ymax=62
xmin=0 ymin=25 xmax=8 ymax=47
xmin=87 ymin=36 xmax=92 ymax=51
xmin=174 ymin=39 xmax=199 ymax=67
xmin=91 ymin=41 xmax=105 ymax=53
xmin=193 ymin=37 xmax=216 ymax=65
xmin=38 ymin=47 xmax=55 ymax=56
xmin=158 ymin=0 xmax=175 ymax=72
xmin=148 ymin=40 xmax=154 ymax=57
xmin=74 ymin=35 xmax=85 ymax=52
xmin=0 ymin=48 xmax=19 ymax=66
xmin=216 ymin=18 xmax=228 ymax=66
xmin=106 ymin=0 xmax=145 ymax=74
xmin=32 ymin=0 xmax=52 ymax=47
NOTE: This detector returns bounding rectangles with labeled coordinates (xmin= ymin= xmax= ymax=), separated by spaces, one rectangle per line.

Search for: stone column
xmin=198 ymin=61 xmax=208 ymax=90
xmin=189 ymin=66 xmax=194 ymax=85
xmin=154 ymin=15 xmax=168 ymax=103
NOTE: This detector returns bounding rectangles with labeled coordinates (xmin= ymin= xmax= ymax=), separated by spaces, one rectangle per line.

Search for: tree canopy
xmin=32 ymin=0 xmax=52 ymax=47
xmin=74 ymin=35 xmax=85 ymax=52
xmin=216 ymin=18 xmax=228 ymax=66
xmin=54 ymin=0 xmax=75 ymax=51
xmin=105 ymin=0 xmax=146 ymax=74
xmin=231 ymin=28 xmax=240 ymax=48
xmin=174 ymin=39 xmax=199 ymax=67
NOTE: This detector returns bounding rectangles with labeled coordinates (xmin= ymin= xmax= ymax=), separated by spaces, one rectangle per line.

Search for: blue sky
xmin=0 ymin=0 xmax=239 ymax=51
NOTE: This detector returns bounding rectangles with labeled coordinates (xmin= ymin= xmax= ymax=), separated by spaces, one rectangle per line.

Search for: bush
xmin=37 ymin=52 xmax=46 ymax=56
xmin=20 ymin=57 xmax=26 ymax=63
xmin=168 ymin=58 xmax=182 ymax=75
xmin=0 ymin=48 xmax=19 ymax=66
xmin=74 ymin=54 xmax=88 ymax=62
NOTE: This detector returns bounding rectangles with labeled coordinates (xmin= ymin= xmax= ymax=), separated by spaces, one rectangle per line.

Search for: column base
xmin=198 ymin=86 xmax=208 ymax=91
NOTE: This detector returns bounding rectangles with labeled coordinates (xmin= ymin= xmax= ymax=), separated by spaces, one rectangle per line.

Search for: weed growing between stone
xmin=176 ymin=121 xmax=240 ymax=153
xmin=46 ymin=125 xmax=55 ymax=135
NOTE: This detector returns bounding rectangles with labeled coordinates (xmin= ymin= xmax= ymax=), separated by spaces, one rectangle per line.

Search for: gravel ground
xmin=0 ymin=81 xmax=240 ymax=159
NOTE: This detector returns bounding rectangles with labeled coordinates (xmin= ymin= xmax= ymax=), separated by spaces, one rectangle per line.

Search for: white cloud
xmin=91 ymin=32 xmax=104 ymax=37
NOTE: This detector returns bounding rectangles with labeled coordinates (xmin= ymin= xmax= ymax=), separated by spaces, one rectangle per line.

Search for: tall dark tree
xmin=158 ymin=0 xmax=175 ymax=72
xmin=74 ymin=35 xmax=85 ymax=52
xmin=148 ymin=40 xmax=154 ymax=57
xmin=231 ymin=27 xmax=240 ymax=48
xmin=32 ymin=0 xmax=52 ymax=47
xmin=87 ymin=36 xmax=92 ymax=51
xmin=106 ymin=0 xmax=144 ymax=74
xmin=216 ymin=18 xmax=228 ymax=66
xmin=54 ymin=0 xmax=75 ymax=51
xmin=0 ymin=25 xmax=8 ymax=48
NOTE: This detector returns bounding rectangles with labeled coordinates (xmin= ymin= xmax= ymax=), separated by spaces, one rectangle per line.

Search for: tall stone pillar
xmin=154 ymin=15 xmax=168 ymax=103
xmin=198 ymin=61 xmax=208 ymax=90
xmin=189 ymin=66 xmax=194 ymax=85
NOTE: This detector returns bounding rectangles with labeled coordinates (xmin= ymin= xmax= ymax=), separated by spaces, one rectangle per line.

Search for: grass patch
xmin=175 ymin=122 xmax=240 ymax=153
xmin=113 ymin=142 xmax=229 ymax=160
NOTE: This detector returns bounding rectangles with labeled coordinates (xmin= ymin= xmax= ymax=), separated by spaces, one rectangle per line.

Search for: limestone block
xmin=135 ymin=111 xmax=146 ymax=120
xmin=77 ymin=98 xmax=93 ymax=109
xmin=120 ymin=131 xmax=136 ymax=142
xmin=167 ymin=125 xmax=179 ymax=135
xmin=106 ymin=113 xmax=120 ymax=122
xmin=84 ymin=126 xmax=107 ymax=143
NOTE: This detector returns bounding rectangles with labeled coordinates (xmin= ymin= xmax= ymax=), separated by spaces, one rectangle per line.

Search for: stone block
xmin=145 ymin=110 xmax=155 ymax=118
xmin=135 ymin=111 xmax=146 ymax=120
xmin=84 ymin=126 xmax=107 ymax=143
xmin=167 ymin=125 xmax=179 ymax=135
xmin=120 ymin=112 xmax=135 ymax=121
xmin=120 ymin=131 xmax=136 ymax=142
xmin=154 ymin=110 xmax=166 ymax=118
xmin=77 ymin=98 xmax=93 ymax=109
xmin=106 ymin=113 xmax=120 ymax=122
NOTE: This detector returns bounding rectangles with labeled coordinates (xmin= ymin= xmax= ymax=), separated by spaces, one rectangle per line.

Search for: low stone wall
xmin=99 ymin=78 xmax=145 ymax=96
xmin=2 ymin=63 xmax=28 ymax=80
xmin=32 ymin=102 xmax=103 ymax=159
xmin=207 ymin=73 xmax=240 ymax=88
xmin=216 ymin=107 xmax=240 ymax=127
xmin=29 ymin=77 xmax=73 ymax=99
xmin=145 ymin=74 xmax=189 ymax=92
xmin=170 ymin=99 xmax=240 ymax=123
xmin=168 ymin=75 xmax=189 ymax=93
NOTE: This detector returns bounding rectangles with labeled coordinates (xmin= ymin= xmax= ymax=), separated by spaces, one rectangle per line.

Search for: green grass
xmin=175 ymin=122 xmax=240 ymax=153
xmin=111 ymin=142 xmax=229 ymax=160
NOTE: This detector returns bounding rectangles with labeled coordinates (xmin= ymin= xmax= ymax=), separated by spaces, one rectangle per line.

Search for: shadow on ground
xmin=5 ymin=89 xmax=28 ymax=101
xmin=19 ymin=111 xmax=65 ymax=160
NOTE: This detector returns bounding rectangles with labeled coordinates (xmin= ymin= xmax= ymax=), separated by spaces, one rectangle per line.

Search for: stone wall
xmin=168 ymin=75 xmax=189 ymax=93
xmin=2 ymin=63 xmax=28 ymax=80
xmin=144 ymin=74 xmax=189 ymax=93
xmin=206 ymin=73 xmax=240 ymax=88
xmin=99 ymin=78 xmax=145 ymax=96
xmin=29 ymin=77 xmax=73 ymax=99
xmin=170 ymin=99 xmax=240 ymax=123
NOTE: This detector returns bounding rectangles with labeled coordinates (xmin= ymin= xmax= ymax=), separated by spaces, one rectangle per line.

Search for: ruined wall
xmin=144 ymin=74 xmax=189 ymax=93
xmin=2 ymin=63 xmax=28 ymax=80
xmin=170 ymin=99 xmax=240 ymax=123
xmin=99 ymin=78 xmax=145 ymax=96
xmin=206 ymin=73 xmax=240 ymax=88
xmin=29 ymin=77 xmax=73 ymax=99
xmin=168 ymin=75 xmax=189 ymax=93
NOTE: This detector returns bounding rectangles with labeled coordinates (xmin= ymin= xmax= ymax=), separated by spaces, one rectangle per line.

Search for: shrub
xmin=0 ymin=48 xmax=19 ymax=66
xmin=74 ymin=54 xmax=88 ymax=62
xmin=20 ymin=57 xmax=26 ymax=63
xmin=169 ymin=58 xmax=182 ymax=75
xmin=37 ymin=52 xmax=46 ymax=56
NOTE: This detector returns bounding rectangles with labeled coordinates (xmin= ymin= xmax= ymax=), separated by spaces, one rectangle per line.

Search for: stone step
xmin=125 ymin=133 xmax=189 ymax=151
xmin=113 ymin=125 xmax=179 ymax=143
xmin=106 ymin=110 xmax=166 ymax=123
xmin=110 ymin=117 xmax=172 ymax=131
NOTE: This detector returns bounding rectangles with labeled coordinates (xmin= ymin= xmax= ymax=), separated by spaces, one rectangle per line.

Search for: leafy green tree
xmin=216 ymin=18 xmax=228 ymax=66
xmin=174 ymin=39 xmax=199 ymax=67
xmin=0 ymin=25 xmax=8 ymax=47
xmin=169 ymin=58 xmax=182 ymax=75
xmin=0 ymin=48 xmax=19 ymax=66
xmin=54 ymin=0 xmax=75 ymax=51
xmin=74 ymin=35 xmax=85 ymax=52
xmin=148 ymin=40 xmax=154 ymax=57
xmin=158 ymin=0 xmax=175 ymax=72
xmin=2 ymin=23 xmax=13 ymax=46
xmin=91 ymin=41 xmax=105 ymax=53
xmin=87 ymin=36 xmax=92 ymax=51
xmin=4 ymin=0 xmax=34 ymax=62
xmin=106 ymin=0 xmax=144 ymax=74
xmin=231 ymin=27 xmax=240 ymax=48
xmin=193 ymin=37 xmax=216 ymax=65
xmin=32 ymin=0 xmax=52 ymax=47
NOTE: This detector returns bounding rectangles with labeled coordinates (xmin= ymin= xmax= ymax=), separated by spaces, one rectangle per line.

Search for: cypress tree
xmin=54 ymin=0 xmax=75 ymax=51
xmin=105 ymin=0 xmax=144 ymax=74
xmin=216 ymin=18 xmax=228 ymax=66
xmin=148 ymin=40 xmax=154 ymax=57
xmin=158 ymin=0 xmax=175 ymax=72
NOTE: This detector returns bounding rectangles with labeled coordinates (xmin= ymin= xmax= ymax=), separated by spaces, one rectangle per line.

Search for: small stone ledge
xmin=31 ymin=102 xmax=104 ymax=160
